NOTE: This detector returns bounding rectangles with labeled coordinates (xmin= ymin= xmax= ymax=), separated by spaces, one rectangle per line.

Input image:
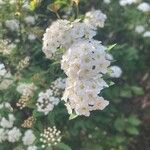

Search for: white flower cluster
xmin=0 ymin=102 xmax=13 ymax=111
xmin=137 ymin=2 xmax=150 ymax=13
xmin=84 ymin=10 xmax=107 ymax=28
xmin=0 ymin=114 xmax=15 ymax=129
xmin=61 ymin=42 xmax=110 ymax=116
xmin=0 ymin=39 xmax=16 ymax=55
xmin=42 ymin=10 xmax=106 ymax=59
xmin=109 ymin=66 xmax=122 ymax=78
xmin=134 ymin=25 xmax=150 ymax=38
xmin=24 ymin=16 xmax=36 ymax=25
xmin=7 ymin=127 xmax=22 ymax=143
xmin=42 ymin=19 xmax=96 ymax=59
xmin=5 ymin=19 xmax=19 ymax=31
xmin=50 ymin=77 xmax=66 ymax=96
xmin=0 ymin=63 xmax=13 ymax=90
xmin=17 ymin=83 xmax=37 ymax=96
xmin=22 ymin=130 xmax=36 ymax=146
xmin=119 ymin=0 xmax=138 ymax=6
xmin=143 ymin=31 xmax=150 ymax=37
xmin=135 ymin=25 xmax=145 ymax=34
xmin=36 ymin=89 xmax=59 ymax=115
xmin=0 ymin=114 xmax=22 ymax=143
xmin=103 ymin=0 xmax=111 ymax=4
xmin=42 ymin=10 xmax=111 ymax=116
xmin=27 ymin=145 xmax=38 ymax=150
xmin=40 ymin=126 xmax=61 ymax=148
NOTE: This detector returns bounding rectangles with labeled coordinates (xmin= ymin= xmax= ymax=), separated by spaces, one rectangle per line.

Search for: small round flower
xmin=84 ymin=10 xmax=107 ymax=28
xmin=143 ymin=31 xmax=150 ymax=37
xmin=40 ymin=126 xmax=61 ymax=148
xmin=36 ymin=89 xmax=59 ymax=115
xmin=0 ymin=114 xmax=15 ymax=128
xmin=5 ymin=19 xmax=19 ymax=31
xmin=109 ymin=65 xmax=122 ymax=78
xmin=27 ymin=145 xmax=38 ymax=150
xmin=24 ymin=16 xmax=35 ymax=25
xmin=22 ymin=130 xmax=36 ymax=145
xmin=137 ymin=2 xmax=150 ymax=12
xmin=135 ymin=25 xmax=145 ymax=34
xmin=7 ymin=127 xmax=22 ymax=143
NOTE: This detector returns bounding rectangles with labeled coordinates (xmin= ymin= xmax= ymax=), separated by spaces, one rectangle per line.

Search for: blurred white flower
xmin=103 ymin=0 xmax=111 ymax=4
xmin=135 ymin=25 xmax=145 ymax=34
xmin=27 ymin=146 xmax=37 ymax=150
xmin=0 ymin=0 xmax=5 ymax=5
xmin=119 ymin=0 xmax=138 ymax=6
xmin=50 ymin=77 xmax=66 ymax=97
xmin=22 ymin=130 xmax=36 ymax=145
xmin=137 ymin=2 xmax=150 ymax=12
xmin=0 ymin=72 xmax=13 ymax=90
xmin=143 ymin=31 xmax=150 ymax=37
xmin=28 ymin=34 xmax=36 ymax=41
xmin=0 ymin=128 xmax=8 ymax=143
xmin=0 ymin=114 xmax=15 ymax=128
xmin=109 ymin=66 xmax=122 ymax=78
xmin=7 ymin=127 xmax=22 ymax=143
xmin=0 ymin=63 xmax=6 ymax=76
xmin=24 ymin=16 xmax=35 ymax=25
xmin=84 ymin=10 xmax=107 ymax=28
xmin=17 ymin=83 xmax=37 ymax=96
xmin=5 ymin=19 xmax=19 ymax=31
xmin=36 ymin=89 xmax=59 ymax=115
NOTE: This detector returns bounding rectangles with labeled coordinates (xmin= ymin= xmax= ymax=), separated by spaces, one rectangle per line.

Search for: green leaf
xmin=69 ymin=113 xmax=78 ymax=120
xmin=126 ymin=127 xmax=139 ymax=135
xmin=128 ymin=115 xmax=141 ymax=126
xmin=131 ymin=86 xmax=144 ymax=96
xmin=114 ymin=117 xmax=126 ymax=132
xmin=57 ymin=143 xmax=72 ymax=150
xmin=120 ymin=90 xmax=132 ymax=98
xmin=108 ymin=44 xmax=117 ymax=51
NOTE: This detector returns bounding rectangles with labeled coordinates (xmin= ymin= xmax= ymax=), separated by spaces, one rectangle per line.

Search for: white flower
xmin=24 ymin=16 xmax=35 ymax=25
xmin=119 ymin=0 xmax=138 ymax=6
xmin=42 ymin=19 xmax=71 ymax=59
xmin=135 ymin=25 xmax=145 ymax=34
xmin=106 ymin=53 xmax=114 ymax=61
xmin=28 ymin=34 xmax=36 ymax=41
xmin=0 ymin=0 xmax=5 ymax=5
xmin=0 ymin=63 xmax=6 ymax=76
xmin=0 ymin=72 xmax=13 ymax=90
xmin=5 ymin=19 xmax=19 ymax=31
xmin=27 ymin=146 xmax=37 ymax=150
xmin=0 ymin=114 xmax=15 ymax=128
xmin=36 ymin=89 xmax=59 ymax=115
xmin=84 ymin=10 xmax=107 ymax=28
xmin=0 ymin=128 xmax=8 ymax=143
xmin=103 ymin=0 xmax=111 ymax=4
xmin=143 ymin=31 xmax=150 ymax=37
xmin=61 ymin=40 xmax=110 ymax=79
xmin=9 ymin=0 xmax=16 ymax=4
xmin=0 ymin=40 xmax=16 ymax=55
xmin=62 ymin=76 xmax=109 ymax=116
xmin=109 ymin=66 xmax=122 ymax=78
xmin=137 ymin=2 xmax=150 ymax=12
xmin=22 ymin=130 xmax=36 ymax=145
xmin=17 ymin=83 xmax=37 ymax=96
xmin=42 ymin=19 xmax=96 ymax=59
xmin=7 ymin=127 xmax=22 ymax=143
